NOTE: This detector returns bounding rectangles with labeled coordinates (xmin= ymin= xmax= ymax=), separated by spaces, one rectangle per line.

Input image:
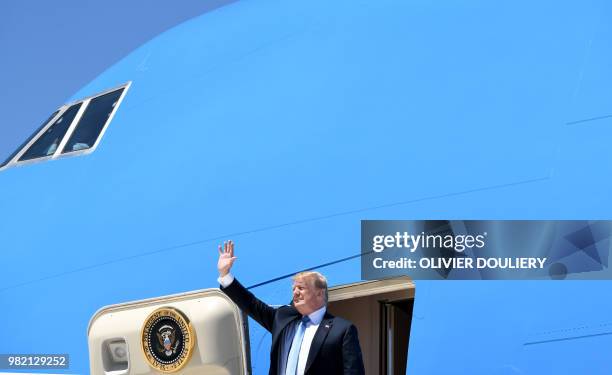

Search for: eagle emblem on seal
xmin=156 ymin=324 xmax=180 ymax=356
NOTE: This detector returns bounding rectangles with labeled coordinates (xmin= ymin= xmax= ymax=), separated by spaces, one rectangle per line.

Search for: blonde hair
xmin=293 ymin=271 xmax=328 ymax=303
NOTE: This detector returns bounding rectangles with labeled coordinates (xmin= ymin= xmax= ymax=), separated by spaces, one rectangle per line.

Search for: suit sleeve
xmin=220 ymin=278 xmax=276 ymax=332
xmin=342 ymin=324 xmax=366 ymax=375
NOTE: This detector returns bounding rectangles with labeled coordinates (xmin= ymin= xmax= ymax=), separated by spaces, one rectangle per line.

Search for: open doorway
xmin=327 ymin=277 xmax=414 ymax=375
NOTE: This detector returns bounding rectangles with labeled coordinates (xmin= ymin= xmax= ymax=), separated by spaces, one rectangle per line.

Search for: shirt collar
xmin=306 ymin=305 xmax=327 ymax=325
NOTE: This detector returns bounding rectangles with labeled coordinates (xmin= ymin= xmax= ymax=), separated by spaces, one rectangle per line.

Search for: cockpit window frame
xmin=0 ymin=81 xmax=131 ymax=171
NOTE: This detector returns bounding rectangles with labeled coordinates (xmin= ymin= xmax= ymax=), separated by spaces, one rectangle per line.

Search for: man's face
xmin=292 ymin=277 xmax=324 ymax=316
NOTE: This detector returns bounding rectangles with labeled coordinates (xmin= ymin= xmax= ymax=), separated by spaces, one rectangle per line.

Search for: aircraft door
xmin=88 ymin=289 xmax=251 ymax=375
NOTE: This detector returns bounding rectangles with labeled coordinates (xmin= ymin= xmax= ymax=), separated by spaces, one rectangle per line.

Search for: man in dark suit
xmin=217 ymin=240 xmax=365 ymax=375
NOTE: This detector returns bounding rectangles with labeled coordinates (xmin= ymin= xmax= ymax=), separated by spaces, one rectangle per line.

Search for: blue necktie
xmin=285 ymin=316 xmax=310 ymax=375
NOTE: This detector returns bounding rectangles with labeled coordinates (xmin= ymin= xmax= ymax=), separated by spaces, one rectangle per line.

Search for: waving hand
xmin=217 ymin=240 xmax=237 ymax=277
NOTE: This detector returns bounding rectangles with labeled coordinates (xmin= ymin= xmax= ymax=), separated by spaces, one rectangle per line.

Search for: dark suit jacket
xmin=220 ymin=278 xmax=365 ymax=375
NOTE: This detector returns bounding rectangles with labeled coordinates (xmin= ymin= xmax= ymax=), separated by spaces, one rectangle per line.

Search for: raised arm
xmin=217 ymin=240 xmax=277 ymax=332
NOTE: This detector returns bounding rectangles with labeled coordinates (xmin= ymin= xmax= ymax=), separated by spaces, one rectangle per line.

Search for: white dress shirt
xmin=218 ymin=272 xmax=235 ymax=287
xmin=218 ymin=273 xmax=327 ymax=375
xmin=296 ymin=305 xmax=326 ymax=375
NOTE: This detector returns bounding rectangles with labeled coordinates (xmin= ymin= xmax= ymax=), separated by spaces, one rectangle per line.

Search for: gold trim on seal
xmin=140 ymin=306 xmax=196 ymax=373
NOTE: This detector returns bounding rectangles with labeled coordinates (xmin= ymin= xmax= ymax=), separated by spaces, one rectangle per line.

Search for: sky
xmin=0 ymin=0 xmax=234 ymax=163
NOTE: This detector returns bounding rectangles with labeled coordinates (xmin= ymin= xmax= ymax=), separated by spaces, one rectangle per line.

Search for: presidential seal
xmin=141 ymin=307 xmax=195 ymax=373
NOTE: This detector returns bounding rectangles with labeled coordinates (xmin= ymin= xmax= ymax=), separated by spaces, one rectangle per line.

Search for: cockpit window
xmin=0 ymin=110 xmax=59 ymax=167
xmin=19 ymin=103 xmax=83 ymax=161
xmin=62 ymin=88 xmax=125 ymax=154
xmin=0 ymin=82 xmax=130 ymax=170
